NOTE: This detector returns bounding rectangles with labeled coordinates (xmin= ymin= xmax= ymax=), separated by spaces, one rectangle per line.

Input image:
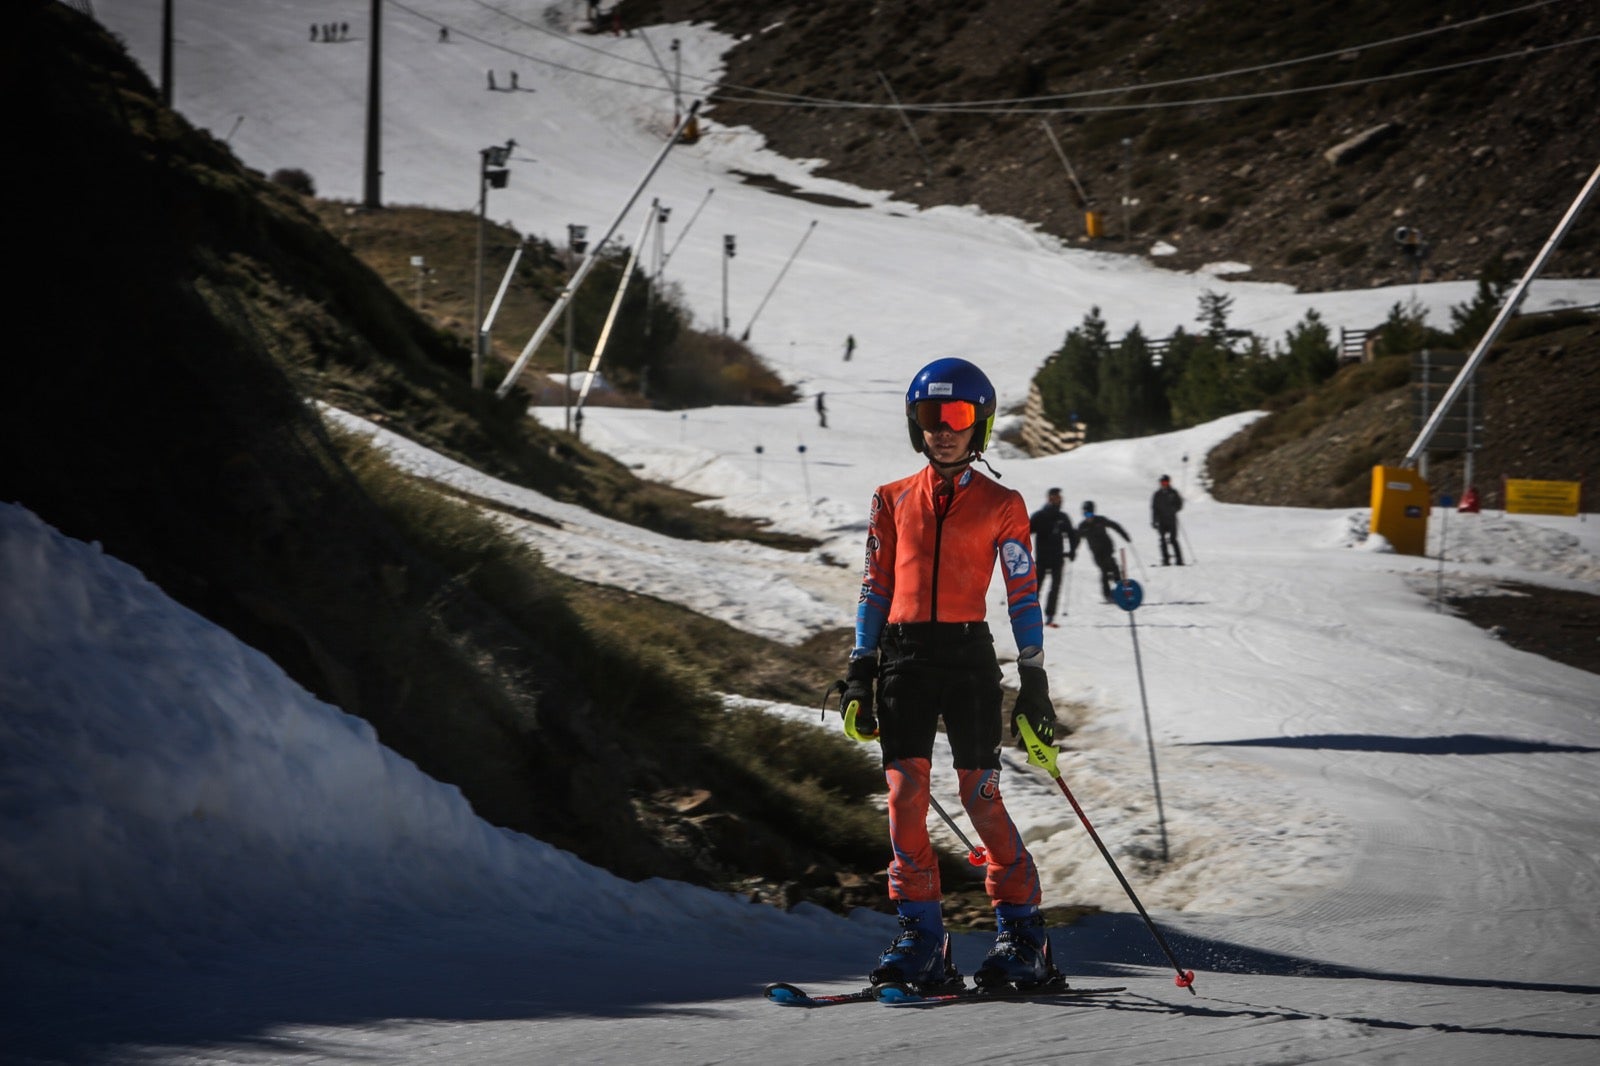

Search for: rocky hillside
xmin=624 ymin=0 xmax=1599 ymax=294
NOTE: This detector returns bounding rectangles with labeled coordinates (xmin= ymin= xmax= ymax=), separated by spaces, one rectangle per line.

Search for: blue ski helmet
xmin=904 ymin=357 xmax=997 ymax=454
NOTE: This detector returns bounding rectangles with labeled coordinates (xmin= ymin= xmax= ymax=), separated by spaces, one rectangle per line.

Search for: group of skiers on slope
xmin=1028 ymin=474 xmax=1184 ymax=622
xmin=829 ymin=356 xmax=1190 ymax=997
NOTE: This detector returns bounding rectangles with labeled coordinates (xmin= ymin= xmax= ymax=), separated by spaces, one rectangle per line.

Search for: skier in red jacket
xmin=838 ymin=357 xmax=1061 ymax=991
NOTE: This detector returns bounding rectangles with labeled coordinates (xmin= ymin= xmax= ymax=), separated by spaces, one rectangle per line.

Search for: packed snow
xmin=5 ymin=1 xmax=1598 ymax=1062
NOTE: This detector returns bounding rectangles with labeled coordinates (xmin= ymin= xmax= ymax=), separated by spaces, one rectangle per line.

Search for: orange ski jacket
xmin=854 ymin=465 xmax=1043 ymax=655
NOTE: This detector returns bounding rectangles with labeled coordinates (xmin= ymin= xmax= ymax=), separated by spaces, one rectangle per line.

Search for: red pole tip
xmin=1174 ymin=970 xmax=1195 ymax=988
xmin=967 ymin=848 xmax=988 ymax=867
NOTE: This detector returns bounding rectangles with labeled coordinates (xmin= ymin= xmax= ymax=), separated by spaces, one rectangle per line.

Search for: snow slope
xmin=3 ymin=1 xmax=1597 ymax=1062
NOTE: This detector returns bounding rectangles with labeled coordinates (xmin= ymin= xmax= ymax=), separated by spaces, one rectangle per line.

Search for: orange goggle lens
xmin=913 ymin=399 xmax=977 ymax=432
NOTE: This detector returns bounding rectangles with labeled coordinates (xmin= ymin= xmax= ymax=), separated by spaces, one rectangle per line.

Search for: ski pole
xmin=1123 ymin=543 xmax=1151 ymax=588
xmin=1180 ymin=524 xmax=1198 ymax=565
xmin=1015 ymin=715 xmax=1196 ymax=993
xmin=928 ymin=793 xmax=988 ymax=867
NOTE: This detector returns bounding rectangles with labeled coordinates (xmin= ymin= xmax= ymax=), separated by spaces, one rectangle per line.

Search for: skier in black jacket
xmin=1077 ymin=501 xmax=1131 ymax=603
xmin=1029 ymin=488 xmax=1079 ymax=626
xmin=1151 ymin=474 xmax=1184 ymax=566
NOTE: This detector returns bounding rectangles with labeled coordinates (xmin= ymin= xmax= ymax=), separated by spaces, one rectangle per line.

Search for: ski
xmin=763 ymin=982 xmax=879 ymax=1008
xmin=874 ymin=979 xmax=1127 ymax=1007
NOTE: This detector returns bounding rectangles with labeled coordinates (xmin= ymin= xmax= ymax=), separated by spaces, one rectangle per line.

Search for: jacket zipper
xmin=929 ymin=480 xmax=953 ymax=622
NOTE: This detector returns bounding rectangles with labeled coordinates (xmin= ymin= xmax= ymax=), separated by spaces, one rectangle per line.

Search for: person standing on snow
xmin=1078 ymin=501 xmax=1131 ymax=603
xmin=1151 ymin=474 xmax=1184 ymax=566
xmin=836 ymin=357 xmax=1063 ymax=992
xmin=1029 ymin=487 xmax=1079 ymax=627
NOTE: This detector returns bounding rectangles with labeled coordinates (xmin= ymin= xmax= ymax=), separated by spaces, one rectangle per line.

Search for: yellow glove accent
xmin=1016 ymin=713 xmax=1059 ymax=777
xmin=842 ymin=699 xmax=879 ymax=743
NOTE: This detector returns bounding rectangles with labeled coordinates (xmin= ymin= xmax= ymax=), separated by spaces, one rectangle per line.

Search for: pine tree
xmin=1280 ymin=308 xmax=1338 ymax=389
xmin=1449 ymin=255 xmax=1514 ymax=347
xmin=1037 ymin=307 xmax=1111 ymax=431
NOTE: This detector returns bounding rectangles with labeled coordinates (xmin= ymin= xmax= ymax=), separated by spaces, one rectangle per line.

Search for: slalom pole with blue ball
xmin=1117 ymin=554 xmax=1170 ymax=864
xmin=1016 ymin=711 xmax=1196 ymax=994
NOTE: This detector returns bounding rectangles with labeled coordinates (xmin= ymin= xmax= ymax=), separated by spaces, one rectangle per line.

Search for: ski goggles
xmin=912 ymin=399 xmax=978 ymax=433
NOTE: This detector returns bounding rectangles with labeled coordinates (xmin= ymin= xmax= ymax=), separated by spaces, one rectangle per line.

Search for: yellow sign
xmin=1370 ymin=465 xmax=1431 ymax=556
xmin=1504 ymin=478 xmax=1582 ymax=517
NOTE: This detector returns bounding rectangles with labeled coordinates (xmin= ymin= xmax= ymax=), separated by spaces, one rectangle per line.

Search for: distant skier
xmin=1151 ymin=474 xmax=1184 ymax=566
xmin=815 ymin=392 xmax=828 ymax=429
xmin=1077 ymin=501 xmax=1130 ymax=603
xmin=844 ymin=334 xmax=856 ymax=361
xmin=1029 ymin=488 xmax=1079 ymax=627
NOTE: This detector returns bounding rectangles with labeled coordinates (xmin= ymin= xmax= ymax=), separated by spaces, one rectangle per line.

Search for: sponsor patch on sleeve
xmin=1001 ymin=539 xmax=1032 ymax=578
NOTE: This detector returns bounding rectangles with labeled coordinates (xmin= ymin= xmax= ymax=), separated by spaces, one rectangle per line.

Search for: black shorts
xmin=877 ymin=622 xmax=1004 ymax=770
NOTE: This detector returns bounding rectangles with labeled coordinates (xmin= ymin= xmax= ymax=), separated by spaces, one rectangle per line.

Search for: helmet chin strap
xmin=928 ymin=448 xmax=1002 ymax=479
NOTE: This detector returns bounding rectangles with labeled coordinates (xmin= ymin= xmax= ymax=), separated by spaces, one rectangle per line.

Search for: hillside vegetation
xmin=3 ymin=1 xmax=906 ymax=914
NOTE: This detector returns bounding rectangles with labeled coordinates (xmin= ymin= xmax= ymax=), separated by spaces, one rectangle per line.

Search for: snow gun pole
xmin=573 ymin=202 xmax=656 ymax=423
xmin=1404 ymin=160 xmax=1600 ymax=465
xmin=660 ymin=186 xmax=713 ymax=274
xmin=1015 ymin=716 xmax=1196 ymax=993
xmin=927 ymin=793 xmax=988 ymax=868
xmin=497 ymin=102 xmax=701 ymax=399
xmin=740 ymin=219 xmax=818 ymax=342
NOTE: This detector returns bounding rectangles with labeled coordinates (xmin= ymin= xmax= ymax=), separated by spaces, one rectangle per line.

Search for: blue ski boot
xmin=974 ymin=903 xmax=1056 ymax=988
xmin=869 ymin=900 xmax=959 ymax=988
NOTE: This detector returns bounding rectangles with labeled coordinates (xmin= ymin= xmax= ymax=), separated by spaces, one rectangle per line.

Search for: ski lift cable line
xmin=718 ymin=0 xmax=1577 ymax=111
xmin=712 ymin=34 xmax=1600 ymax=117
xmin=407 ymin=0 xmax=1572 ymax=113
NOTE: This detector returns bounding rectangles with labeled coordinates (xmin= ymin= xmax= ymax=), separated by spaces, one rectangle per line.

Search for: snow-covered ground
xmin=4 ymin=1 xmax=1598 ymax=1062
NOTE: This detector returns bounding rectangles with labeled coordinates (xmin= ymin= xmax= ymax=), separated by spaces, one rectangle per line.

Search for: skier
xmin=838 ymin=357 xmax=1062 ymax=991
xmin=1151 ymin=474 xmax=1184 ymax=566
xmin=1078 ymin=501 xmax=1131 ymax=603
xmin=1029 ymin=487 xmax=1079 ymax=627
xmin=844 ymin=333 xmax=857 ymax=361
xmin=815 ymin=391 xmax=828 ymax=429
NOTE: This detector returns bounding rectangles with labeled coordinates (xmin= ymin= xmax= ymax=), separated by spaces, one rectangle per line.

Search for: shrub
xmin=270 ymin=168 xmax=315 ymax=196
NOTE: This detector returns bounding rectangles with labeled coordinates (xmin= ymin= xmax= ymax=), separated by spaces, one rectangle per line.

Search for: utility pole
xmin=671 ymin=38 xmax=683 ymax=123
xmin=565 ymin=224 xmax=588 ymax=432
xmin=1121 ymin=137 xmax=1133 ymax=240
xmin=362 ymin=0 xmax=382 ymax=208
xmin=473 ymin=141 xmax=515 ymax=389
xmin=160 ymin=0 xmax=173 ymax=107
xmin=722 ymin=234 xmax=736 ymax=335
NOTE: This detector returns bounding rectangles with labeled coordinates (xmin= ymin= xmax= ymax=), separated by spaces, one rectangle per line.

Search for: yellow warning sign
xmin=1504 ymin=478 xmax=1582 ymax=517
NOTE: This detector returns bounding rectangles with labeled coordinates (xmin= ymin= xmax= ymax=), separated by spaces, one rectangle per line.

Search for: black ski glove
xmin=1010 ymin=665 xmax=1055 ymax=747
xmin=841 ymin=655 xmax=879 ymax=742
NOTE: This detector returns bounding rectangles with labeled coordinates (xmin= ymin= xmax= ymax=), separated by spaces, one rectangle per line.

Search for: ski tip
xmin=765 ymin=982 xmax=808 ymax=1005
